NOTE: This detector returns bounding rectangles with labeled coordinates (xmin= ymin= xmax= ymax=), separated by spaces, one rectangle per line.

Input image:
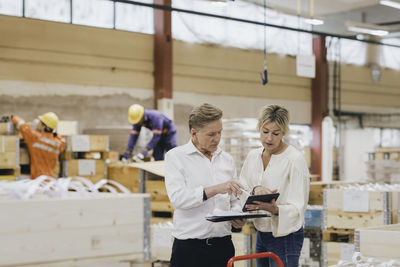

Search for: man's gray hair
xmin=189 ymin=103 xmax=223 ymax=130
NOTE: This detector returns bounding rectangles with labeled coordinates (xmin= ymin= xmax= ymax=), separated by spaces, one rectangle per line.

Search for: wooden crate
xmin=355 ymin=223 xmax=400 ymax=260
xmin=107 ymin=164 xmax=140 ymax=193
xmin=323 ymin=241 xmax=355 ymax=267
xmin=0 ymin=152 xmax=18 ymax=169
xmin=0 ymin=122 xmax=14 ymax=135
xmin=62 ymin=159 xmax=105 ymax=183
xmin=57 ymin=120 xmax=78 ymax=136
xmin=103 ymin=151 xmax=119 ymax=162
xmin=65 ymin=135 xmax=109 ymax=152
xmin=309 ymin=181 xmax=361 ymax=205
xmin=0 ymin=192 xmax=149 ymax=266
xmin=146 ymin=180 xmax=169 ymax=201
xmin=324 ymin=188 xmax=390 ymax=229
xmin=0 ymin=136 xmax=19 ymax=169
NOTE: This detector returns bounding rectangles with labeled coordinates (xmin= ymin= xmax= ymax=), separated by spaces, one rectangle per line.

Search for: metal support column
xmin=154 ymin=0 xmax=173 ymax=118
xmin=311 ymin=36 xmax=328 ymax=179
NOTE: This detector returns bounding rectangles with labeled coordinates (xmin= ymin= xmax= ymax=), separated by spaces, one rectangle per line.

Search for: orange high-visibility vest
xmin=12 ymin=116 xmax=66 ymax=179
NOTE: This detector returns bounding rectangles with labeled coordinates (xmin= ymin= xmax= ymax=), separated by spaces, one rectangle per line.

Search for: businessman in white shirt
xmin=165 ymin=103 xmax=246 ymax=267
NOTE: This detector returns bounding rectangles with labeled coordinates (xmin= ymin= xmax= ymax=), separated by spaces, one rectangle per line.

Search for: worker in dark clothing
xmin=12 ymin=112 xmax=66 ymax=179
xmin=123 ymin=104 xmax=177 ymax=161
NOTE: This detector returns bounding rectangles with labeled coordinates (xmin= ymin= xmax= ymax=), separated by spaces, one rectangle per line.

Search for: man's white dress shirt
xmin=239 ymin=145 xmax=310 ymax=237
xmin=165 ymin=140 xmax=242 ymax=240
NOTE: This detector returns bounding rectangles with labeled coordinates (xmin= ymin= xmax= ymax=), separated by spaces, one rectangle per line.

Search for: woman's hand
xmin=253 ymin=186 xmax=275 ymax=195
xmin=245 ymin=188 xmax=279 ymax=215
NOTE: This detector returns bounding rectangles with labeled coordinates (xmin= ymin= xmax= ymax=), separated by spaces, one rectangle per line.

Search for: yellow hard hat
xmin=128 ymin=104 xmax=145 ymax=124
xmin=38 ymin=112 xmax=59 ymax=130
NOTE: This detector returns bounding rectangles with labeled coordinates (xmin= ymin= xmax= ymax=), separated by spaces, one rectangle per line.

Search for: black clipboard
xmin=242 ymin=193 xmax=280 ymax=212
xmin=206 ymin=213 xmax=269 ymax=222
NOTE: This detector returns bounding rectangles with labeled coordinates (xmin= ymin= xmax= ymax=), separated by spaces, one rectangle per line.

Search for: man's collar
xmin=184 ymin=140 xmax=222 ymax=156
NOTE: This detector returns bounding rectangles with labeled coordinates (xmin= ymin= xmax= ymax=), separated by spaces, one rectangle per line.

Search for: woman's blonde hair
xmin=257 ymin=105 xmax=289 ymax=135
xmin=189 ymin=103 xmax=223 ymax=130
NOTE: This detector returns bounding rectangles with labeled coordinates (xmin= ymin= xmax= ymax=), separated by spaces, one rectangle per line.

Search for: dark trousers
xmin=170 ymin=235 xmax=235 ymax=267
xmin=255 ymin=228 xmax=304 ymax=267
xmin=153 ymin=130 xmax=177 ymax=160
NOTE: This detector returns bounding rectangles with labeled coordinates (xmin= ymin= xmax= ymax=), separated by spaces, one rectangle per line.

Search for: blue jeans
xmin=255 ymin=227 xmax=304 ymax=267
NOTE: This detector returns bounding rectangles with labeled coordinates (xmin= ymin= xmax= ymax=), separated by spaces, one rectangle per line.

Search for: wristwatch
xmin=203 ymin=189 xmax=208 ymax=201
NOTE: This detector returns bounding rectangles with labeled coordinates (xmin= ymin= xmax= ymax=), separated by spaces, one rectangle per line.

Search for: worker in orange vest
xmin=12 ymin=112 xmax=66 ymax=179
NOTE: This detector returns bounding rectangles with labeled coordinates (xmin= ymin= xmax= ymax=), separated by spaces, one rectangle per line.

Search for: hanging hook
xmin=260 ymin=68 xmax=268 ymax=85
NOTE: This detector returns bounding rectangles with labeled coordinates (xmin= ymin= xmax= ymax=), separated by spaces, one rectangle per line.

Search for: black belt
xmin=175 ymin=235 xmax=232 ymax=246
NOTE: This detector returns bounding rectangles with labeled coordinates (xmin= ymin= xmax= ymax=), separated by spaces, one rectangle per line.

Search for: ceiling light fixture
xmin=379 ymin=0 xmax=400 ymax=9
xmin=304 ymin=18 xmax=324 ymax=25
xmin=346 ymin=21 xmax=389 ymax=37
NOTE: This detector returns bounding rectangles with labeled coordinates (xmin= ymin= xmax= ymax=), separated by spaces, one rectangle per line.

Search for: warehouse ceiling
xmin=243 ymin=0 xmax=400 ymax=39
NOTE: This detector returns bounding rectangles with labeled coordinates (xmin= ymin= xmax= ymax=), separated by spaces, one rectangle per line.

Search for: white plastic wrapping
xmin=0 ymin=176 xmax=132 ymax=200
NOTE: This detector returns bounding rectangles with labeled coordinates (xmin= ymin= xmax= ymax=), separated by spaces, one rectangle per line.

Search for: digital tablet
xmin=242 ymin=193 xmax=280 ymax=212
xmin=206 ymin=213 xmax=269 ymax=222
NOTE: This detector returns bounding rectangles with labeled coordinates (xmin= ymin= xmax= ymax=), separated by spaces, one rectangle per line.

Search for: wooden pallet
xmin=0 ymin=168 xmax=20 ymax=181
xmin=322 ymin=228 xmax=354 ymax=243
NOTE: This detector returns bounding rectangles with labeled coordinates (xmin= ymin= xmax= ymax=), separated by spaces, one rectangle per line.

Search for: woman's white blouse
xmin=239 ymin=145 xmax=310 ymax=237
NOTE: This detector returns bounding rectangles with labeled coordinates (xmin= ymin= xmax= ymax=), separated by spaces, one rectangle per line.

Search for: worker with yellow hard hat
xmin=12 ymin=112 xmax=66 ymax=179
xmin=124 ymin=104 xmax=177 ymax=161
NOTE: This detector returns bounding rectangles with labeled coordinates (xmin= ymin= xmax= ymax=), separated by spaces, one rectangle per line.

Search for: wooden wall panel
xmin=0 ymin=15 xmax=399 ymax=110
xmin=173 ymin=40 xmax=311 ymax=101
xmin=0 ymin=15 xmax=154 ymax=89
xmin=340 ymin=64 xmax=400 ymax=108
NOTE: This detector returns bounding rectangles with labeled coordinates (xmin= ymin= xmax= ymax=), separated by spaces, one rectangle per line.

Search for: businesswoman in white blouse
xmin=239 ymin=105 xmax=310 ymax=267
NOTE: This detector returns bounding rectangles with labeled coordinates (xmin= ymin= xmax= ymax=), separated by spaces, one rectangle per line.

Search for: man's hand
xmin=123 ymin=152 xmax=132 ymax=160
xmin=215 ymin=181 xmax=244 ymax=197
xmin=231 ymin=219 xmax=246 ymax=229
